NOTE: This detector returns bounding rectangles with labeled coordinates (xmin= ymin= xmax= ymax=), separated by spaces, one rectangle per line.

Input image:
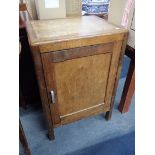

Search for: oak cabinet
xmin=26 ymin=16 xmax=128 ymax=140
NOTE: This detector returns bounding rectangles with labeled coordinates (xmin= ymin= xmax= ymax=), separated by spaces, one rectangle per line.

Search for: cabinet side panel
xmin=105 ymin=33 xmax=128 ymax=116
xmin=30 ymin=46 xmax=54 ymax=130
xmin=105 ymin=41 xmax=123 ymax=108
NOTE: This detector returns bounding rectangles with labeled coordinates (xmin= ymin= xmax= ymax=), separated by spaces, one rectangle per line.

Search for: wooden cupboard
xmin=26 ymin=16 xmax=128 ymax=140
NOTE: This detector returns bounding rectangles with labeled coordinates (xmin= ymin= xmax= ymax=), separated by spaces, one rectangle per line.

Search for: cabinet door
xmin=41 ymin=43 xmax=113 ymax=125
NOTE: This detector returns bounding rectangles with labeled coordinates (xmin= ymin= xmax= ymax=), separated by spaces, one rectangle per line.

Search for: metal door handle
xmin=50 ymin=90 xmax=55 ymax=104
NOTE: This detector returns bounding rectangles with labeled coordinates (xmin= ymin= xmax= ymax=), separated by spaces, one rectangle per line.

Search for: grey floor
xmin=20 ymin=56 xmax=134 ymax=155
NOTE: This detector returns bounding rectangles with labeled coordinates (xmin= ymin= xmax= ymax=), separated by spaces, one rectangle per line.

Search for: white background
xmin=45 ymin=0 xmax=59 ymax=8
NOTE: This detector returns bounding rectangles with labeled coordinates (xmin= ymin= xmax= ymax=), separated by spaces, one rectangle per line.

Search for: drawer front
xmin=41 ymin=43 xmax=113 ymax=126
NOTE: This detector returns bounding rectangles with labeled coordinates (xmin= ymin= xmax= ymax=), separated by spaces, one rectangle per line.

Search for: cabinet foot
xmin=105 ymin=111 xmax=112 ymax=121
xmin=47 ymin=129 xmax=55 ymax=140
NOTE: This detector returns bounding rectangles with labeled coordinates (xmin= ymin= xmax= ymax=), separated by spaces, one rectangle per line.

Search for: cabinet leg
xmin=118 ymin=59 xmax=135 ymax=113
xmin=47 ymin=128 xmax=55 ymax=140
xmin=19 ymin=120 xmax=31 ymax=155
xmin=105 ymin=111 xmax=112 ymax=121
xmin=105 ymin=95 xmax=115 ymax=121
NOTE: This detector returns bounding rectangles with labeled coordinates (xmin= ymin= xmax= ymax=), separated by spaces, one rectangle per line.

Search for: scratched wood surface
xmin=26 ymin=16 xmax=127 ymax=50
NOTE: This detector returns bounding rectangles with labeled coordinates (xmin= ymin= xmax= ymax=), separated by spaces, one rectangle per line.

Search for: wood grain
xmin=105 ymin=33 xmax=128 ymax=120
xmin=26 ymin=16 xmax=128 ymax=52
xmin=41 ymin=43 xmax=114 ymax=126
xmin=39 ymin=33 xmax=125 ymax=53
xmin=41 ymin=54 xmax=61 ymax=126
xmin=50 ymin=42 xmax=113 ymax=62
xmin=26 ymin=16 xmax=127 ymax=44
xmin=60 ymin=104 xmax=109 ymax=125
xmin=104 ymin=41 xmax=123 ymax=109
xmin=54 ymin=53 xmax=111 ymax=117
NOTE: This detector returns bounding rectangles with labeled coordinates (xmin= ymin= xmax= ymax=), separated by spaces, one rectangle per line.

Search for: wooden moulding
xmin=60 ymin=104 xmax=109 ymax=126
xmin=50 ymin=42 xmax=113 ymax=63
xmin=38 ymin=33 xmax=125 ymax=53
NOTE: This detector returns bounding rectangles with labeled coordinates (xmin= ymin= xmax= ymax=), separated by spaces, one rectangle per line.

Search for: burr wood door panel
xmin=41 ymin=43 xmax=113 ymax=126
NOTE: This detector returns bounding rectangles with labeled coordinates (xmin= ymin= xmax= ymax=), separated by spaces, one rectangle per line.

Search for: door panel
xmin=41 ymin=43 xmax=113 ymax=125
xmin=54 ymin=53 xmax=112 ymax=117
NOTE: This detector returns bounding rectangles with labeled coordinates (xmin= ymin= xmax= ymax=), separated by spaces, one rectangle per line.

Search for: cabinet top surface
xmin=26 ymin=16 xmax=127 ymax=46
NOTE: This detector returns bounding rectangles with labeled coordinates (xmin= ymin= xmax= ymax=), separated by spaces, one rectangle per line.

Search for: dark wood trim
xmin=19 ymin=120 xmax=31 ymax=155
xmin=125 ymin=45 xmax=135 ymax=60
xmin=118 ymin=58 xmax=135 ymax=113
xmin=118 ymin=45 xmax=135 ymax=113
xmin=31 ymin=46 xmax=55 ymax=140
xmin=49 ymin=42 xmax=113 ymax=62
